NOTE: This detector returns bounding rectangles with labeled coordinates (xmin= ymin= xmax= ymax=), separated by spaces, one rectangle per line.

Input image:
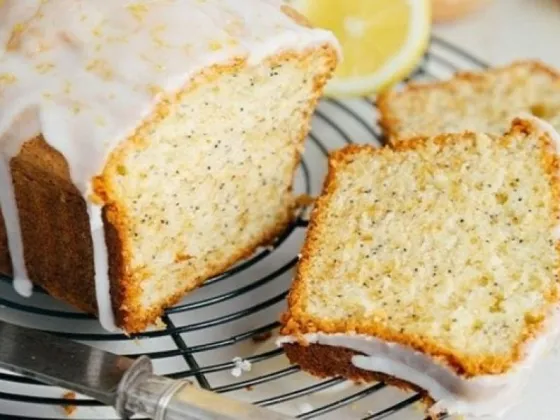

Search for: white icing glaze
xmin=277 ymin=304 xmax=560 ymax=418
xmin=86 ymin=204 xmax=115 ymax=331
xmin=0 ymin=156 xmax=32 ymax=297
xmin=0 ymin=0 xmax=339 ymax=330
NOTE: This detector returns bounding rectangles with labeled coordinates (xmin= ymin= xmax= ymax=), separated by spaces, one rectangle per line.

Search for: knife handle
xmin=116 ymin=356 xmax=293 ymax=420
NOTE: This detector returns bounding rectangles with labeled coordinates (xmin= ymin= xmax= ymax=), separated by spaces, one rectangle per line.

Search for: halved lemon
xmin=291 ymin=0 xmax=431 ymax=97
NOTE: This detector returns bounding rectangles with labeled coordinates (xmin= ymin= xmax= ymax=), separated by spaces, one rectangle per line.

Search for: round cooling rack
xmin=0 ymin=37 xmax=487 ymax=420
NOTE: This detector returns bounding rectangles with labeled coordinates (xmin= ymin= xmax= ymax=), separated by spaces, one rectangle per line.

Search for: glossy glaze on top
xmin=0 ymin=0 xmax=338 ymax=330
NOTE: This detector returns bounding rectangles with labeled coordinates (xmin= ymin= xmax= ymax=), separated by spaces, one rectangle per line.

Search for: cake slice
xmin=278 ymin=118 xmax=560 ymax=418
xmin=0 ymin=0 xmax=339 ymax=332
xmin=377 ymin=60 xmax=560 ymax=144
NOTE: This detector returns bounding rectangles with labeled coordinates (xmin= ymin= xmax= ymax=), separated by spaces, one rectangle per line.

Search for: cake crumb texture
xmin=282 ymin=118 xmax=560 ymax=376
xmin=0 ymin=46 xmax=338 ymax=333
xmin=378 ymin=60 xmax=560 ymax=144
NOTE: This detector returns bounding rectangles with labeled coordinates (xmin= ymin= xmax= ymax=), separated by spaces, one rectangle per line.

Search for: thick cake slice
xmin=0 ymin=0 xmax=339 ymax=333
xmin=278 ymin=118 xmax=560 ymax=418
xmin=377 ymin=60 xmax=560 ymax=144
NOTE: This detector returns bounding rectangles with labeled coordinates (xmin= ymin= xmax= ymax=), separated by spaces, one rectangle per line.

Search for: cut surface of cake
xmin=0 ymin=0 xmax=339 ymax=332
xmin=377 ymin=60 xmax=560 ymax=144
xmin=278 ymin=118 xmax=560 ymax=417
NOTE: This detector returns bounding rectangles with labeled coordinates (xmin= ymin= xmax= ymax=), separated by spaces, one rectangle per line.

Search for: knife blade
xmin=0 ymin=320 xmax=294 ymax=419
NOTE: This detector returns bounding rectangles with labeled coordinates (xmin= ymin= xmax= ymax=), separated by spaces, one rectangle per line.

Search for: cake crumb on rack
xmin=154 ymin=318 xmax=166 ymax=330
xmin=251 ymin=330 xmax=273 ymax=343
xmin=62 ymin=392 xmax=76 ymax=416
xmin=230 ymin=357 xmax=252 ymax=378
xmin=295 ymin=194 xmax=315 ymax=208
xmin=255 ymin=244 xmax=275 ymax=253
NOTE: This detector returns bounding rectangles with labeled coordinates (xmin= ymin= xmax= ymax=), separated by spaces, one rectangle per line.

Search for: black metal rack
xmin=0 ymin=36 xmax=487 ymax=420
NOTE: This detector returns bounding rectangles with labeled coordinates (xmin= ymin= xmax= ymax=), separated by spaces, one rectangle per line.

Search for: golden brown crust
xmin=0 ymin=137 xmax=132 ymax=318
xmin=6 ymin=137 xmax=99 ymax=314
xmin=0 ymin=45 xmax=338 ymax=333
xmin=281 ymin=118 xmax=560 ymax=377
xmin=283 ymin=343 xmax=435 ymax=412
xmin=376 ymin=60 xmax=560 ymax=144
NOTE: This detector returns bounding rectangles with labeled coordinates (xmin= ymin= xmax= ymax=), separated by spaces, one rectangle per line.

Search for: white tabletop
xmin=433 ymin=0 xmax=560 ymax=68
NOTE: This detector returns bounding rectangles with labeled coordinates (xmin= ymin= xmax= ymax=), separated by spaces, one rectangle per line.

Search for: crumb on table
xmin=251 ymin=330 xmax=273 ymax=343
xmin=62 ymin=391 xmax=77 ymax=416
xmin=295 ymin=194 xmax=315 ymax=208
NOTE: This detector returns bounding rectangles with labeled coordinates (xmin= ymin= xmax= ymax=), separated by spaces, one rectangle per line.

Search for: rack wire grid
xmin=0 ymin=37 xmax=487 ymax=420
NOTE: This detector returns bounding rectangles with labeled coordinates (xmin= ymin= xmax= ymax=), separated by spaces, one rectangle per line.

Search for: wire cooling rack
xmin=0 ymin=36 xmax=487 ymax=420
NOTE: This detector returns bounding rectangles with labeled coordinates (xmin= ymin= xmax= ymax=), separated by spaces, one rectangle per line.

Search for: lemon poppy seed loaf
xmin=0 ymin=0 xmax=339 ymax=332
xmin=278 ymin=118 xmax=560 ymax=418
xmin=378 ymin=60 xmax=560 ymax=144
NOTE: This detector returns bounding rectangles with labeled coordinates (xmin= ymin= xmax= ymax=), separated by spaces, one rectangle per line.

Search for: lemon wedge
xmin=291 ymin=0 xmax=431 ymax=97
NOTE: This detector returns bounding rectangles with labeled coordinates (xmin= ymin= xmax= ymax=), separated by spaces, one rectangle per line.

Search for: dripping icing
xmin=276 ymin=302 xmax=560 ymax=419
xmin=87 ymin=204 xmax=116 ymax=331
xmin=0 ymin=0 xmax=339 ymax=330
xmin=0 ymin=156 xmax=32 ymax=297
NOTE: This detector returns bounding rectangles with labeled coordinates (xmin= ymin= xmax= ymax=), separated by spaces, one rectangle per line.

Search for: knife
xmin=0 ymin=320 xmax=293 ymax=419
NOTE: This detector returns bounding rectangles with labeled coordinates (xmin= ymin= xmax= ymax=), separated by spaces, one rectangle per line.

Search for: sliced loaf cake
xmin=278 ymin=118 xmax=560 ymax=417
xmin=0 ymin=0 xmax=339 ymax=332
xmin=377 ymin=60 xmax=560 ymax=144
